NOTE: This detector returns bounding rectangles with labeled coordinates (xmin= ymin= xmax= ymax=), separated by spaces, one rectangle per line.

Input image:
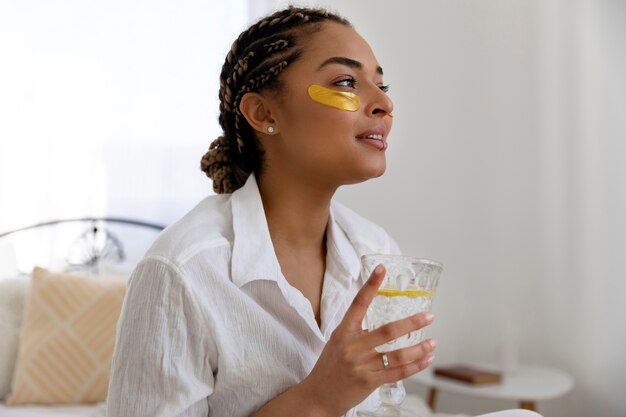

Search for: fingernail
xmin=427 ymin=355 xmax=435 ymax=365
xmin=374 ymin=264 xmax=384 ymax=274
xmin=428 ymin=339 xmax=437 ymax=350
xmin=424 ymin=313 xmax=434 ymax=322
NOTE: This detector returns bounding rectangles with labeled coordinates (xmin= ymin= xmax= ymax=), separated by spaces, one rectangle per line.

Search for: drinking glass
xmin=357 ymin=254 xmax=443 ymax=417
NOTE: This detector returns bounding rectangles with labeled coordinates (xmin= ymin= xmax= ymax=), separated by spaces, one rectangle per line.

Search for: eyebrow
xmin=317 ymin=56 xmax=384 ymax=75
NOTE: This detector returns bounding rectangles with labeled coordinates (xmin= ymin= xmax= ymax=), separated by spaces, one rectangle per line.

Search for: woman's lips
xmin=356 ymin=125 xmax=387 ymax=150
xmin=356 ymin=137 xmax=387 ymax=150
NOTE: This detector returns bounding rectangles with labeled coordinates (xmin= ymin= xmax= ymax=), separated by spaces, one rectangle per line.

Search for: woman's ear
xmin=239 ymin=92 xmax=279 ymax=135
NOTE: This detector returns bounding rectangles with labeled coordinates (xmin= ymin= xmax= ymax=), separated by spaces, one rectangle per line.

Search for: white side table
xmin=408 ymin=364 xmax=574 ymax=412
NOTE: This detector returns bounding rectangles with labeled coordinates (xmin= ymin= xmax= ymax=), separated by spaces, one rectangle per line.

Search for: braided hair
xmin=200 ymin=6 xmax=351 ymax=193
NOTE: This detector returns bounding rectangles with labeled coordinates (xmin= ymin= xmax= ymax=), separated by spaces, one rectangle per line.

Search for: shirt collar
xmin=231 ymin=174 xmax=283 ymax=287
xmin=326 ymin=207 xmax=361 ymax=282
xmin=230 ymin=174 xmax=361 ymax=288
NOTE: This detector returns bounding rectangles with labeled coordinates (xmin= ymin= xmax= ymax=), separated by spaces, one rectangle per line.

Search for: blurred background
xmin=0 ymin=0 xmax=624 ymax=416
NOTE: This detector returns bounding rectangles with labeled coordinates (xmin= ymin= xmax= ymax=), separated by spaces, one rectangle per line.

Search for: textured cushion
xmin=0 ymin=277 xmax=29 ymax=399
xmin=5 ymin=267 xmax=126 ymax=405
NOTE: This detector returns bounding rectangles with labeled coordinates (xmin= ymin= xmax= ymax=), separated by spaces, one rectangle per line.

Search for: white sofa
xmin=0 ymin=404 xmax=104 ymax=417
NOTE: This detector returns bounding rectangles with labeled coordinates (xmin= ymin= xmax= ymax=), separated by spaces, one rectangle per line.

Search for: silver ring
xmin=381 ymin=353 xmax=389 ymax=369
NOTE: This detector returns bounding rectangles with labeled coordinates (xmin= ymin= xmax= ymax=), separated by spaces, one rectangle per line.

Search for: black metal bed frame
xmin=0 ymin=217 xmax=166 ymax=274
xmin=0 ymin=217 xmax=165 ymax=238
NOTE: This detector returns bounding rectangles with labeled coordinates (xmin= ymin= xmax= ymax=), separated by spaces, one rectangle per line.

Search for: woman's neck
xmin=257 ymin=172 xmax=335 ymax=252
xmin=257 ymin=172 xmax=336 ymax=326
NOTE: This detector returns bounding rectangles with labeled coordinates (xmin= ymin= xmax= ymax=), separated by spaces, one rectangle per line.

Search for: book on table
xmin=433 ymin=365 xmax=503 ymax=384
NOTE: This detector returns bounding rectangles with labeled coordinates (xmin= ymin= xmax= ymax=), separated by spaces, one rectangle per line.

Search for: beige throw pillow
xmin=6 ymin=267 xmax=126 ymax=405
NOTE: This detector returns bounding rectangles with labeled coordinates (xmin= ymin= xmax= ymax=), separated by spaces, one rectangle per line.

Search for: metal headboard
xmin=0 ymin=217 xmax=166 ymax=276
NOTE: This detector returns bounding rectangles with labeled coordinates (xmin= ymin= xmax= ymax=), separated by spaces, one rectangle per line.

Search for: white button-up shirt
xmin=107 ymin=174 xmax=400 ymax=417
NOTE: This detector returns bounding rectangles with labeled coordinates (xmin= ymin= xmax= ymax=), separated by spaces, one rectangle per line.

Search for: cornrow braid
xmin=200 ymin=6 xmax=351 ymax=193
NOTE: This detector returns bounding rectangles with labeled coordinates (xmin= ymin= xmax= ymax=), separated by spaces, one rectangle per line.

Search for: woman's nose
xmin=366 ymin=86 xmax=394 ymax=117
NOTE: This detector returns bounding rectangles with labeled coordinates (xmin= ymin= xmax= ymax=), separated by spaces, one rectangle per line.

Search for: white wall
xmin=266 ymin=1 xmax=625 ymax=416
xmin=541 ymin=1 xmax=626 ymax=416
xmin=0 ymin=0 xmax=252 ymax=229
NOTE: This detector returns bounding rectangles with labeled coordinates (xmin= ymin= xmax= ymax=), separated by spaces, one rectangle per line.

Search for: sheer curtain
xmin=536 ymin=1 xmax=626 ymax=416
xmin=0 ymin=0 xmax=275 ymax=231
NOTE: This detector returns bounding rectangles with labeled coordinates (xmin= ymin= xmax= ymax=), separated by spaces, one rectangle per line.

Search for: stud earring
xmin=267 ymin=126 xmax=275 ymax=134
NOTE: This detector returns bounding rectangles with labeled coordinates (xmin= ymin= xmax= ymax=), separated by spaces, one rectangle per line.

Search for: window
xmin=0 ymin=0 xmax=266 ymax=230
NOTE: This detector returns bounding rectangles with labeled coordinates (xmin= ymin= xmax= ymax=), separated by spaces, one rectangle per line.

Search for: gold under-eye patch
xmin=307 ymin=84 xmax=360 ymax=112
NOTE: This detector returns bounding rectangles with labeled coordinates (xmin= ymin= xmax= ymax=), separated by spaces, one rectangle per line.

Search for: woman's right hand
xmin=301 ymin=264 xmax=437 ymax=417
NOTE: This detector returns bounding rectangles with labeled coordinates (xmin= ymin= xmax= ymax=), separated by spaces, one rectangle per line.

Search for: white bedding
xmin=0 ymin=403 xmax=104 ymax=417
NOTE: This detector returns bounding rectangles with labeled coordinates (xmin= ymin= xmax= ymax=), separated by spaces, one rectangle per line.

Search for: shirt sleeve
xmin=107 ymin=256 xmax=215 ymax=417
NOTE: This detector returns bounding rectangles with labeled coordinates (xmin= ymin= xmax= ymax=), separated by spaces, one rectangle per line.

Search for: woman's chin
xmin=344 ymin=164 xmax=387 ymax=185
xmin=367 ymin=159 xmax=387 ymax=179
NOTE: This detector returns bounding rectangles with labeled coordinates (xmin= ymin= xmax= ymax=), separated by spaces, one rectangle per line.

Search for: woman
xmin=107 ymin=6 xmax=434 ymax=417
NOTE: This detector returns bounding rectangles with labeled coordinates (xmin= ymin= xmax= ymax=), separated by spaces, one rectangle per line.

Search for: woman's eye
xmin=379 ymin=84 xmax=390 ymax=93
xmin=335 ymin=77 xmax=357 ymax=88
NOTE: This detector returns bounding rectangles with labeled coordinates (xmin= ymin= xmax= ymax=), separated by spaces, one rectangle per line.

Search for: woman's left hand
xmin=297 ymin=264 xmax=436 ymax=417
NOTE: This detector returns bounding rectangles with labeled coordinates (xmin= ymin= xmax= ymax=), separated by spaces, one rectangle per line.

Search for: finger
xmin=362 ymin=338 xmax=436 ymax=372
xmin=340 ymin=264 xmax=386 ymax=330
xmin=378 ymin=354 xmax=435 ymax=383
xmin=378 ymin=339 xmax=437 ymax=370
xmin=360 ymin=312 xmax=434 ymax=349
